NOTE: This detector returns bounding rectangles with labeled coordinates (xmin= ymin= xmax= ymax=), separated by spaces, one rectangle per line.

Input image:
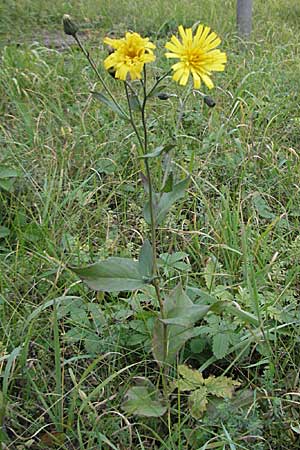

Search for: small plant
xmin=62 ymin=14 xmax=244 ymax=418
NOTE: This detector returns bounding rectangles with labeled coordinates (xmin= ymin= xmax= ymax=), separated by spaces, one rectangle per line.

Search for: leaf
xmin=152 ymin=285 xmax=215 ymax=364
xmin=144 ymin=177 xmax=190 ymax=225
xmin=0 ymin=179 xmax=16 ymax=192
xmin=40 ymin=432 xmax=65 ymax=447
xmin=0 ymin=167 xmax=19 ymax=178
xmin=141 ymin=143 xmax=174 ymax=159
xmin=128 ymin=92 xmax=141 ymax=111
xmin=252 ymin=193 xmax=275 ymax=219
xmin=122 ymin=380 xmax=167 ymax=417
xmin=91 ymin=91 xmax=129 ymax=121
xmin=0 ymin=226 xmax=10 ymax=238
xmin=226 ymin=303 xmax=259 ymax=327
xmin=204 ymin=256 xmax=218 ymax=290
xmin=161 ymin=171 xmax=173 ymax=193
xmin=212 ymin=333 xmax=230 ymax=359
xmin=204 ymin=375 xmax=241 ymax=398
xmin=188 ymin=386 xmax=209 ymax=418
xmin=138 ymin=239 xmax=154 ymax=280
xmin=70 ymin=257 xmax=147 ymax=292
xmin=176 ymin=364 xmax=204 ymax=391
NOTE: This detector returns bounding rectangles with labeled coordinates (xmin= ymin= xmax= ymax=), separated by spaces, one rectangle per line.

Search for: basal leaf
xmin=122 ymin=381 xmax=166 ymax=417
xmin=176 ymin=365 xmax=204 ymax=391
xmin=188 ymin=386 xmax=209 ymax=418
xmin=70 ymin=257 xmax=146 ymax=292
xmin=204 ymin=375 xmax=241 ymax=398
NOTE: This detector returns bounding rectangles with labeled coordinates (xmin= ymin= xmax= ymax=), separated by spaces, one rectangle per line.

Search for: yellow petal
xmin=201 ymin=73 xmax=214 ymax=89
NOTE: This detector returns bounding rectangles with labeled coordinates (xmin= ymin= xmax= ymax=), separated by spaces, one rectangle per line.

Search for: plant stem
xmin=125 ymin=73 xmax=168 ymax=384
xmin=74 ymin=34 xmax=129 ymax=120
xmin=141 ymin=70 xmax=168 ymax=390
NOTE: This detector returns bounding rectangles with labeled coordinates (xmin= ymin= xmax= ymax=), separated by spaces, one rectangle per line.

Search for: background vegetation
xmin=1 ymin=0 xmax=300 ymax=448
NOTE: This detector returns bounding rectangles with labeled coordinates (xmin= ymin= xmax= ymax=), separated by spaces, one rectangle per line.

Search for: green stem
xmin=147 ymin=69 xmax=172 ymax=98
xmin=125 ymin=73 xmax=168 ymax=385
xmin=141 ymin=70 xmax=168 ymax=391
xmin=74 ymin=34 xmax=129 ymax=120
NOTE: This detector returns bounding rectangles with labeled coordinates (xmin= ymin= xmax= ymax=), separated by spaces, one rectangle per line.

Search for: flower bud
xmin=204 ymin=95 xmax=216 ymax=108
xmin=157 ymin=92 xmax=170 ymax=100
xmin=63 ymin=14 xmax=79 ymax=37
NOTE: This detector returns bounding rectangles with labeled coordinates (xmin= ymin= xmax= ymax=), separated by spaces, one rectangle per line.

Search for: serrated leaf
xmin=70 ymin=257 xmax=146 ymax=292
xmin=122 ymin=382 xmax=166 ymax=417
xmin=91 ymin=91 xmax=129 ymax=121
xmin=144 ymin=177 xmax=189 ymax=225
xmin=204 ymin=375 xmax=241 ymax=398
xmin=177 ymin=365 xmax=204 ymax=390
xmin=138 ymin=239 xmax=154 ymax=280
xmin=212 ymin=333 xmax=230 ymax=359
xmin=189 ymin=386 xmax=208 ymax=418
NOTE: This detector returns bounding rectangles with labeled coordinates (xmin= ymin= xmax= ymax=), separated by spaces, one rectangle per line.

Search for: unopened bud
xmin=157 ymin=92 xmax=170 ymax=100
xmin=63 ymin=14 xmax=79 ymax=37
xmin=204 ymin=95 xmax=216 ymax=108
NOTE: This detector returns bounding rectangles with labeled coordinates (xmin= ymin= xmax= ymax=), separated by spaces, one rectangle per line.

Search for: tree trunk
xmin=237 ymin=0 xmax=253 ymax=37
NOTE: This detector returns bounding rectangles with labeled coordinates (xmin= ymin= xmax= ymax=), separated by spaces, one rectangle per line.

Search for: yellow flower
xmin=103 ymin=32 xmax=156 ymax=81
xmin=165 ymin=25 xmax=227 ymax=89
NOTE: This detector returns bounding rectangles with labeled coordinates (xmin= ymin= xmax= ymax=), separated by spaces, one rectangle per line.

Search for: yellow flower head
xmin=103 ymin=32 xmax=156 ymax=81
xmin=165 ymin=24 xmax=227 ymax=90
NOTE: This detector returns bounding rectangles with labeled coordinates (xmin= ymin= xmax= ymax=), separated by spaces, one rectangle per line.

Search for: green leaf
xmin=161 ymin=171 xmax=173 ymax=193
xmin=91 ymin=91 xmax=129 ymax=121
xmin=0 ymin=167 xmax=19 ymax=178
xmin=152 ymin=284 xmax=215 ymax=364
xmin=138 ymin=239 xmax=154 ymax=280
xmin=204 ymin=256 xmax=218 ymax=290
xmin=204 ymin=375 xmax=241 ymax=398
xmin=70 ymin=257 xmax=146 ymax=292
xmin=141 ymin=143 xmax=174 ymax=159
xmin=0 ymin=179 xmax=16 ymax=192
xmin=0 ymin=226 xmax=10 ymax=238
xmin=212 ymin=333 xmax=230 ymax=359
xmin=226 ymin=303 xmax=259 ymax=327
xmin=122 ymin=380 xmax=167 ymax=417
xmin=127 ymin=92 xmax=141 ymax=111
xmin=176 ymin=364 xmax=204 ymax=391
xmin=144 ymin=177 xmax=190 ymax=225
xmin=189 ymin=386 xmax=209 ymax=418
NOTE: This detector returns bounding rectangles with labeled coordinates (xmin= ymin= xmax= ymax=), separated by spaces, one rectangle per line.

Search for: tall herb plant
xmin=63 ymin=15 xmax=244 ymax=416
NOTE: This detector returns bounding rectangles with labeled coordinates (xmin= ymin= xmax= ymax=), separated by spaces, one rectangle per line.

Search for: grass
xmin=1 ymin=0 xmax=300 ymax=448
